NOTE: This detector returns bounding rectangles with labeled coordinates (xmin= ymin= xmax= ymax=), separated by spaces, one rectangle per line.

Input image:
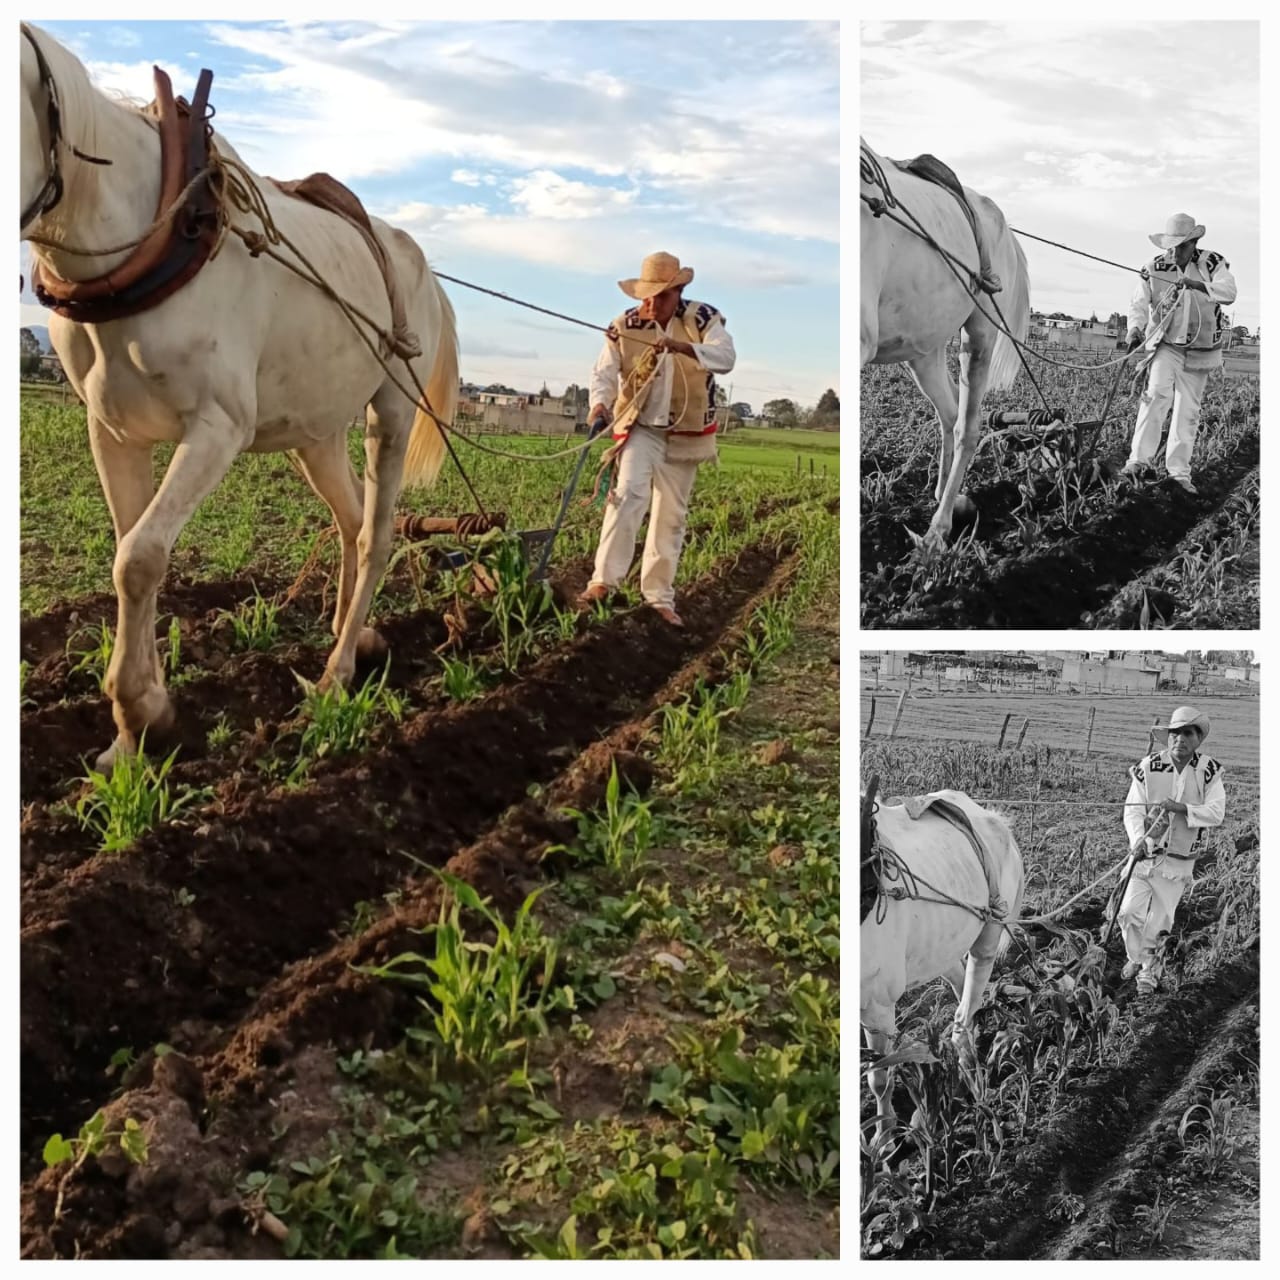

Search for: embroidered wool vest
xmin=606 ymin=299 xmax=723 ymax=442
xmin=1140 ymin=249 xmax=1227 ymax=366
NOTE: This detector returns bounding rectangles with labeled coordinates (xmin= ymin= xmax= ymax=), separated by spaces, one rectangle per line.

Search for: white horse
xmin=860 ymin=140 xmax=1031 ymax=549
xmin=861 ymin=788 xmax=1025 ymax=1145
xmin=20 ymin=24 xmax=458 ymax=767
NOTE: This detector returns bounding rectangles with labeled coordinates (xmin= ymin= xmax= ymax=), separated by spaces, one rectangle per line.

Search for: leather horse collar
xmin=20 ymin=24 xmax=113 ymax=230
xmin=26 ymin=31 xmax=223 ymax=325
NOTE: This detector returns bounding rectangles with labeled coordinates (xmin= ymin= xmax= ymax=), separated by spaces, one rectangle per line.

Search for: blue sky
xmin=862 ymin=20 xmax=1260 ymax=332
xmin=19 ymin=19 xmax=839 ymax=414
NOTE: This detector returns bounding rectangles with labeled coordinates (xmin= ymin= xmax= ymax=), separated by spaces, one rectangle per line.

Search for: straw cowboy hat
xmin=618 ymin=251 xmax=694 ymax=300
xmin=1168 ymin=705 xmax=1210 ymax=741
xmin=1149 ymin=213 xmax=1206 ymax=250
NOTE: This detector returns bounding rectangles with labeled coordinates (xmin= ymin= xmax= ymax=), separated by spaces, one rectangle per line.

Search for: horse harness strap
xmin=32 ymin=65 xmax=224 ymax=323
xmin=895 ymin=155 xmax=1002 ymax=294
xmin=267 ymin=173 xmax=422 ymax=361
xmin=902 ymin=794 xmax=1010 ymax=921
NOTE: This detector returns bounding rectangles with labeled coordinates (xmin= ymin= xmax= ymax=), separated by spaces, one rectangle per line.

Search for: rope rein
xmin=859 ymin=145 xmax=1182 ymax=384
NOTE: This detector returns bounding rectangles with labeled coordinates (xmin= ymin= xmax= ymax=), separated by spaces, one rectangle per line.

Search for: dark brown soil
xmin=20 ymin=539 xmax=797 ymax=1256
xmin=861 ymin=431 xmax=1259 ymax=629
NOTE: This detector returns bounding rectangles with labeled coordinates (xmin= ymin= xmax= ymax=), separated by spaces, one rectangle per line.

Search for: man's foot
xmin=578 ymin=583 xmax=611 ymax=605
xmin=1168 ymin=475 xmax=1198 ymax=495
xmin=1136 ymin=973 xmax=1159 ymax=996
xmin=649 ymin=604 xmax=684 ymax=628
xmin=1121 ymin=960 xmax=1141 ymax=981
xmin=1120 ymin=461 xmax=1150 ymax=480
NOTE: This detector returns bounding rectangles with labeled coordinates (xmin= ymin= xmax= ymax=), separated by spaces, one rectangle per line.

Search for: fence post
xmin=1148 ymin=716 xmax=1160 ymax=756
xmin=865 ymin=696 xmax=877 ymax=738
xmin=889 ymin=689 xmax=908 ymax=740
xmin=809 ymin=457 xmax=815 ymax=477
xmin=1085 ymin=705 xmax=1097 ymax=757
xmin=1016 ymin=717 xmax=1030 ymax=749
xmin=795 ymin=455 xmax=801 ymax=476
xmin=997 ymin=712 xmax=1013 ymax=749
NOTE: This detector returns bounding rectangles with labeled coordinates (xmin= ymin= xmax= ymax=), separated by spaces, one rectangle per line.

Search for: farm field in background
xmin=19 ymin=394 xmax=839 ymax=1258
xmin=860 ymin=357 xmax=1259 ymax=630
xmin=859 ymin=687 xmax=1258 ymax=766
xmin=861 ymin=691 xmax=1259 ymax=1260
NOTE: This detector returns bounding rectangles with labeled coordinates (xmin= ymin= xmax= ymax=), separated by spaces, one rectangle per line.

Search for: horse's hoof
xmin=95 ymin=733 xmax=135 ymax=773
xmin=355 ymin=626 xmax=389 ymax=664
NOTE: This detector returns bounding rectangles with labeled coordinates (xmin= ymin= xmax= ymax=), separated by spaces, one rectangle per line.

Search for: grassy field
xmin=719 ymin=427 xmax=839 ymax=477
xmin=858 ymin=683 xmax=1259 ymax=768
xmin=19 ymin=395 xmax=835 ymax=616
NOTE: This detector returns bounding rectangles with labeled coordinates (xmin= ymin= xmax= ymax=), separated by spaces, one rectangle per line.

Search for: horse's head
xmin=19 ymin=24 xmax=113 ymax=240
xmin=20 ymin=24 xmax=60 ymax=236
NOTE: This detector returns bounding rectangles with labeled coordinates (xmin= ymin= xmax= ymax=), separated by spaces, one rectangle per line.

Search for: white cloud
xmin=508 ymin=171 xmax=636 ymax=221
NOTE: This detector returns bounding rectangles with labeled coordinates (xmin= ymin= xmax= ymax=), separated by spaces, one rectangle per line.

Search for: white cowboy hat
xmin=1149 ymin=213 xmax=1205 ymax=250
xmin=1168 ymin=705 xmax=1210 ymax=741
xmin=618 ymin=251 xmax=694 ymax=300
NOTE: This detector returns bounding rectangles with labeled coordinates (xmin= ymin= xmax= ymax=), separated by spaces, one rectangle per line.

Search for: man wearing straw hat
xmin=578 ymin=252 xmax=736 ymax=627
xmin=1118 ymin=705 xmax=1225 ymax=995
xmin=1121 ymin=214 xmax=1237 ymax=495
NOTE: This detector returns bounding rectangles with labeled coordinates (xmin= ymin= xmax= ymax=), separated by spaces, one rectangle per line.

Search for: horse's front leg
xmin=904 ymin=351 xmax=960 ymax=555
xmin=927 ymin=342 xmax=990 ymax=547
xmin=101 ymin=411 xmax=246 ymax=768
xmin=862 ymin=1006 xmax=897 ymax=1150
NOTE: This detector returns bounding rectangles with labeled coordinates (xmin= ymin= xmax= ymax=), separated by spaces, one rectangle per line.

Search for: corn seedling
xmin=66 ymin=620 xmax=114 ymax=691
xmin=206 ymin=714 xmax=235 ymax=752
xmin=20 ymin=659 xmax=34 ymax=710
xmin=222 ymin=589 xmax=281 ymax=651
xmin=476 ymin=534 xmax=554 ymax=670
xmin=359 ymin=870 xmax=566 ymax=1079
xmin=162 ymin=616 xmax=183 ymax=679
xmin=293 ymin=661 xmax=405 ymax=774
xmin=75 ymin=738 xmax=211 ymax=853
xmin=550 ymin=762 xmax=655 ymax=875
xmin=1177 ymin=1093 xmax=1237 ymax=1177
xmin=439 ymin=654 xmax=486 ymax=702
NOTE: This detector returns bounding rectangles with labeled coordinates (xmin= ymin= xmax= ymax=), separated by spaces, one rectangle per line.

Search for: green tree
xmin=20 ymin=327 xmax=41 ymax=378
xmin=762 ymin=397 xmax=798 ymax=426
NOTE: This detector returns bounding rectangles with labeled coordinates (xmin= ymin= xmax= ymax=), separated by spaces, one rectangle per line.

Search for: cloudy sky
xmin=20 ymin=18 xmax=839 ymax=413
xmin=861 ymin=20 xmax=1260 ymax=332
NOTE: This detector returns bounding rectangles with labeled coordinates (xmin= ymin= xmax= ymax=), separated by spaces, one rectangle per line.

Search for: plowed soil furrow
xmin=20 ymin=543 xmax=790 ymax=1168
xmin=1034 ymin=995 xmax=1259 ymax=1259
xmin=903 ymin=950 xmax=1259 ymax=1259
xmin=861 ymin=432 xmax=1259 ymax=629
xmin=19 ymin=542 xmax=804 ymax=1258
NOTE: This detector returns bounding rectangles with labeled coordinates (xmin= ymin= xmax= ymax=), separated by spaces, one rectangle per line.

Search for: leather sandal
xmin=650 ymin=604 xmax=684 ymax=628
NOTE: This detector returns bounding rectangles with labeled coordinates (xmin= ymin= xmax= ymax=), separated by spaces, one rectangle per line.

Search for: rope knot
xmin=242 ymin=230 xmax=267 ymax=257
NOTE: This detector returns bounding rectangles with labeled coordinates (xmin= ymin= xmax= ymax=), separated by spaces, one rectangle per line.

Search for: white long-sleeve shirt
xmin=1128 ymin=249 xmax=1237 ymax=346
xmin=1123 ymin=749 xmax=1225 ymax=878
xmin=589 ymin=311 xmax=736 ymax=427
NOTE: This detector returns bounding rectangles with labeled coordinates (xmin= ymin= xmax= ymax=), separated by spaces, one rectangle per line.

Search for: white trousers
xmin=589 ymin=426 xmax=698 ymax=608
xmin=1117 ymin=861 xmax=1189 ymax=980
xmin=1127 ymin=346 xmax=1210 ymax=481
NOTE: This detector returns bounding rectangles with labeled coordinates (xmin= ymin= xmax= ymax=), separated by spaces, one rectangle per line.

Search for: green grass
xmin=21 ymin=395 xmax=835 ymax=618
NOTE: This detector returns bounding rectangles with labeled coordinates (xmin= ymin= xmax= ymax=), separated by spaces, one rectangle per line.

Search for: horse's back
xmin=862 ymin=791 xmax=1023 ymax=994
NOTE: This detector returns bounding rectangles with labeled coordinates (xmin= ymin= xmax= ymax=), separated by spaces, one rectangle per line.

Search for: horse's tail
xmin=402 ymin=274 xmax=459 ymax=490
xmin=986 ymin=234 xmax=1030 ymax=392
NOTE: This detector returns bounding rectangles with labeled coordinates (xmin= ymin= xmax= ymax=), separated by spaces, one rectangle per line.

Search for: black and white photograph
xmin=859 ymin=21 xmax=1259 ymax=630
xmin=859 ymin=647 xmax=1260 ymax=1259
